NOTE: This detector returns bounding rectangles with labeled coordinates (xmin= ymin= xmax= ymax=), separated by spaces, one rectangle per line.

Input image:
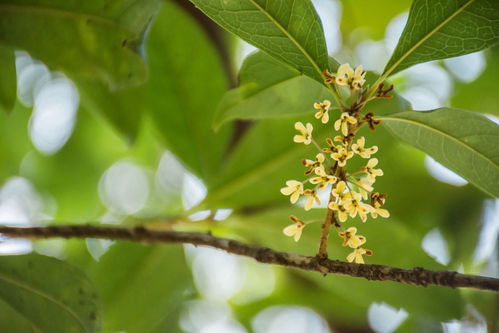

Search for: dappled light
xmin=425 ymin=156 xmax=468 ymax=187
xmin=187 ymin=245 xmax=244 ymax=300
xmin=473 ymin=200 xmax=499 ymax=266
xmin=29 ymin=76 xmax=79 ymax=155
xmin=98 ymin=160 xmax=150 ymax=215
xmin=180 ymin=300 xmax=247 ymax=333
xmin=367 ymin=302 xmax=408 ymax=333
xmin=182 ymin=172 xmax=207 ymax=211
xmin=16 ymin=52 xmax=79 ymax=155
xmin=252 ymin=306 xmax=329 ymax=333
xmin=422 ymin=228 xmax=450 ymax=266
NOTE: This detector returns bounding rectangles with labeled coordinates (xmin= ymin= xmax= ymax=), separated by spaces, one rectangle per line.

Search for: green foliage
xmin=0 ymin=45 xmax=16 ymax=113
xmin=0 ymin=0 xmax=160 ymax=89
xmin=0 ymin=253 xmax=101 ymax=332
xmin=77 ymin=79 xmax=144 ymax=141
xmin=385 ymin=0 xmax=499 ymax=77
xmin=381 ymin=108 xmax=499 ymax=197
xmin=188 ymin=0 xmax=330 ymax=82
xmin=145 ymin=2 xmax=231 ymax=181
xmin=84 ymin=243 xmax=192 ymax=333
xmin=0 ymin=0 xmax=498 ymax=331
xmin=214 ymin=52 xmax=331 ymax=128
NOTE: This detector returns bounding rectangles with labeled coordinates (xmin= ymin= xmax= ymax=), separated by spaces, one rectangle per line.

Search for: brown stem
xmin=317 ymin=168 xmax=343 ymax=259
xmin=317 ymin=191 xmax=335 ymax=259
xmin=0 ymin=225 xmax=497 ymax=292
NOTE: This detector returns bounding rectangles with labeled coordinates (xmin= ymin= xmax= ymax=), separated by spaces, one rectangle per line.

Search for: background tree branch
xmin=0 ymin=225 xmax=497 ymax=292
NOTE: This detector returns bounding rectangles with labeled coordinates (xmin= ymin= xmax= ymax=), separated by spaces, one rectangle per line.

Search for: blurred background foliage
xmin=0 ymin=0 xmax=497 ymax=332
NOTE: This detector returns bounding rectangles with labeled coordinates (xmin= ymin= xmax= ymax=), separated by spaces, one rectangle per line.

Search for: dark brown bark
xmin=0 ymin=225 xmax=497 ymax=292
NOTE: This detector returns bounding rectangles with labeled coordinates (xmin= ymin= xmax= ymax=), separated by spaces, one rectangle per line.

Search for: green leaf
xmin=384 ymin=0 xmax=499 ymax=77
xmin=77 ymin=78 xmax=144 ymax=141
xmin=145 ymin=2 xmax=231 ymax=182
xmin=0 ymin=45 xmax=16 ymax=113
xmin=214 ymin=53 xmax=408 ymax=128
xmin=380 ymin=108 xmax=499 ymax=197
xmin=85 ymin=243 xmax=192 ymax=333
xmin=0 ymin=0 xmax=161 ymax=89
xmin=214 ymin=52 xmax=332 ymax=128
xmin=0 ymin=253 xmax=101 ymax=333
xmin=188 ymin=0 xmax=330 ymax=83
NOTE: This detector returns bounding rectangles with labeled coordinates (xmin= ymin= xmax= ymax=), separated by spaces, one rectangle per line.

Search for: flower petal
xmin=280 ymin=187 xmax=294 ymax=195
xmin=283 ymin=224 xmax=298 ymax=236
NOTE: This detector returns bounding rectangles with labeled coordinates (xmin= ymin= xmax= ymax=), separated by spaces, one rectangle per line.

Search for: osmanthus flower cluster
xmin=280 ymin=63 xmax=391 ymax=264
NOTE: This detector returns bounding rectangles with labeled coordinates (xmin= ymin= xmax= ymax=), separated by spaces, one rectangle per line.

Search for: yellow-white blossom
xmin=346 ymin=247 xmax=372 ymax=264
xmin=332 ymin=181 xmax=351 ymax=203
xmin=329 ymin=202 xmax=349 ymax=222
xmin=370 ymin=192 xmax=390 ymax=219
xmin=361 ymin=158 xmax=384 ymax=180
xmin=293 ymin=122 xmax=313 ymax=145
xmin=302 ymin=153 xmax=325 ymax=175
xmin=280 ymin=180 xmax=303 ymax=204
xmin=313 ymin=100 xmax=331 ymax=124
xmin=334 ymin=135 xmax=348 ymax=147
xmin=351 ymin=136 xmax=378 ymax=158
xmin=356 ymin=176 xmax=375 ymax=200
xmin=338 ymin=227 xmax=366 ymax=248
xmin=343 ymin=191 xmax=374 ymax=222
xmin=331 ymin=147 xmax=354 ymax=167
xmin=310 ymin=168 xmax=337 ymax=190
xmin=335 ymin=63 xmax=366 ymax=90
xmin=283 ymin=216 xmax=306 ymax=242
xmin=371 ymin=205 xmax=390 ymax=219
xmin=334 ymin=112 xmax=357 ymax=136
xmin=303 ymin=189 xmax=320 ymax=211
xmin=322 ymin=138 xmax=341 ymax=156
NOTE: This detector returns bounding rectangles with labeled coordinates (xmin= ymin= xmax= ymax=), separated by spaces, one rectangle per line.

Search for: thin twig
xmin=317 ymin=191 xmax=340 ymax=258
xmin=0 ymin=225 xmax=497 ymax=292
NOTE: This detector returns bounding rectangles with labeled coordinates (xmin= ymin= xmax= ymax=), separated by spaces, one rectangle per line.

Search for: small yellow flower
xmin=346 ymin=247 xmax=373 ymax=264
xmin=303 ymin=189 xmax=320 ymax=211
xmin=370 ymin=192 xmax=390 ymax=218
xmin=313 ymin=100 xmax=331 ymax=124
xmin=334 ymin=135 xmax=348 ymax=147
xmin=343 ymin=192 xmax=374 ymax=222
xmin=332 ymin=181 xmax=351 ymax=203
xmin=371 ymin=205 xmax=390 ymax=219
xmin=322 ymin=138 xmax=341 ymax=155
xmin=302 ymin=153 xmax=325 ymax=175
xmin=334 ymin=112 xmax=357 ymax=136
xmin=351 ymin=65 xmax=366 ymax=90
xmin=335 ymin=63 xmax=366 ymax=90
xmin=351 ymin=136 xmax=378 ymax=158
xmin=356 ymin=176 xmax=375 ymax=200
xmin=293 ymin=122 xmax=313 ymax=145
xmin=361 ymin=158 xmax=384 ymax=180
xmin=331 ymin=147 xmax=354 ymax=167
xmin=310 ymin=168 xmax=337 ymax=190
xmin=323 ymin=69 xmax=335 ymax=84
xmin=328 ymin=202 xmax=349 ymax=222
xmin=280 ymin=180 xmax=304 ymax=204
xmin=338 ymin=227 xmax=366 ymax=248
xmin=283 ymin=215 xmax=306 ymax=242
xmin=335 ymin=63 xmax=353 ymax=86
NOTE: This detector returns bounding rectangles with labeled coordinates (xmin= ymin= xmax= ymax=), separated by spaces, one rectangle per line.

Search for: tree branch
xmin=0 ymin=225 xmax=497 ymax=292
